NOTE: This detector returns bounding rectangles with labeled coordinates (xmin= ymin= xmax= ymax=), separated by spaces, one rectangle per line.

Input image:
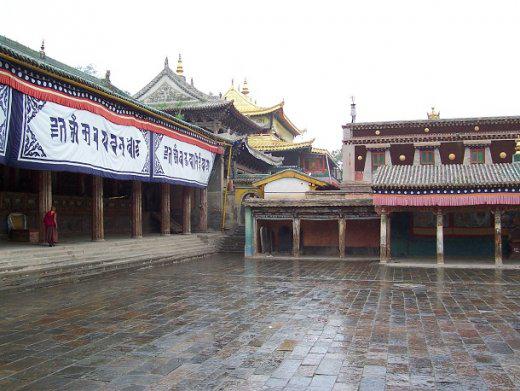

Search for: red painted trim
xmin=374 ymin=193 xmax=520 ymax=207
xmin=0 ymin=70 xmax=223 ymax=154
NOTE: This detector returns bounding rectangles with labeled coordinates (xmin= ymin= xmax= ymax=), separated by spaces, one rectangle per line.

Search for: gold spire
xmin=176 ymin=54 xmax=183 ymax=76
xmin=241 ymin=78 xmax=249 ymax=95
xmin=427 ymin=106 xmax=440 ymax=120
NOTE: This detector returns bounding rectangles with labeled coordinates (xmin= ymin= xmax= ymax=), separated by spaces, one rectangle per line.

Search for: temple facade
xmin=243 ymin=104 xmax=520 ymax=266
xmin=0 ymin=35 xmax=225 ymax=243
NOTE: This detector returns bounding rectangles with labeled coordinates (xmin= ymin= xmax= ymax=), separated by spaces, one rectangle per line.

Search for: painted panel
xmin=0 ymin=84 xmax=11 ymax=164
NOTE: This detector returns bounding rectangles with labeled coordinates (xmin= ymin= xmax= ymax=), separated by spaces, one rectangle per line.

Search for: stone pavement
xmin=1 ymin=254 xmax=520 ymax=390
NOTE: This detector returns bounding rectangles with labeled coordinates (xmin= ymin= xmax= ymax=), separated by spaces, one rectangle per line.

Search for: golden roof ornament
xmin=427 ymin=106 xmax=440 ymax=120
xmin=176 ymin=54 xmax=183 ymax=76
xmin=242 ymin=78 xmax=249 ymax=95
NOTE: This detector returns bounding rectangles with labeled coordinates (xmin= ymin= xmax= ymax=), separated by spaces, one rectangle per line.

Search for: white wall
xmin=264 ymin=177 xmax=311 ymax=199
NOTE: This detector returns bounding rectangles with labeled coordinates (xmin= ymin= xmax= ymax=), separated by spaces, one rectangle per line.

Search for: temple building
xmin=243 ymin=104 xmax=520 ymax=267
xmin=134 ymin=57 xmax=283 ymax=229
xmin=0 ymin=35 xmax=226 ymax=243
xmin=342 ymin=107 xmax=519 ymax=184
xmin=224 ymin=83 xmax=341 ymax=187
xmin=339 ymin=108 xmax=520 ymax=265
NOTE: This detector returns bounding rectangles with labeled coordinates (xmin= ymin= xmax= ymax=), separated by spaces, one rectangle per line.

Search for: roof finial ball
xmin=176 ymin=53 xmax=184 ymax=76
xmin=242 ymin=78 xmax=249 ymax=95
xmin=39 ymin=40 xmax=45 ymax=60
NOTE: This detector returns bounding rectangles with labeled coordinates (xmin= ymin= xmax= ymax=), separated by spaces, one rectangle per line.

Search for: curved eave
xmin=251 ymin=141 xmax=314 ymax=152
xmin=0 ymin=40 xmax=222 ymax=147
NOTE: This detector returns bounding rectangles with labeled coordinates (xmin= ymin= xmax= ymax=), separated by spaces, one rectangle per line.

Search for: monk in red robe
xmin=43 ymin=206 xmax=58 ymax=247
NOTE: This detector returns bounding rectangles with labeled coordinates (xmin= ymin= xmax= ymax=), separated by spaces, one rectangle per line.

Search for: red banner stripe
xmin=373 ymin=193 xmax=520 ymax=207
xmin=0 ymin=70 xmax=223 ymax=154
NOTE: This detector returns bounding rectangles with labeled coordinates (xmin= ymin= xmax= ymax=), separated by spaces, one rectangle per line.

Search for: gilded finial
xmin=39 ymin=40 xmax=45 ymax=59
xmin=427 ymin=106 xmax=440 ymax=120
xmin=176 ymin=54 xmax=183 ymax=76
xmin=242 ymin=78 xmax=249 ymax=95
xmin=164 ymin=56 xmax=169 ymax=69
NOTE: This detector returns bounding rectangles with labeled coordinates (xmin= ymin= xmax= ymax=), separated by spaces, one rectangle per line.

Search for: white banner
xmin=0 ymin=84 xmax=11 ymax=159
xmin=153 ymin=133 xmax=215 ymax=187
xmin=17 ymin=95 xmax=150 ymax=179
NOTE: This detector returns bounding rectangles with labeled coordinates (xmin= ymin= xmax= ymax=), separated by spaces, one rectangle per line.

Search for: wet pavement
xmin=1 ymin=254 xmax=520 ymax=390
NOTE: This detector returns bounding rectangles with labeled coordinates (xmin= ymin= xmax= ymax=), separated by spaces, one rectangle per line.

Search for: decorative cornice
xmin=344 ymin=133 xmax=519 ymax=145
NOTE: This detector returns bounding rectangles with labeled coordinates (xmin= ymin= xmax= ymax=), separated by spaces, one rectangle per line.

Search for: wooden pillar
xmin=380 ymin=212 xmax=388 ymax=263
xmin=38 ymin=171 xmax=52 ymax=243
xmin=244 ymin=207 xmax=253 ymax=256
xmin=198 ymin=188 xmax=208 ymax=232
xmin=338 ymin=218 xmax=346 ymax=258
xmin=292 ymin=217 xmax=301 ymax=257
xmin=494 ymin=210 xmax=503 ymax=266
xmin=386 ymin=213 xmax=392 ymax=260
xmin=436 ymin=210 xmax=444 ymax=264
xmin=161 ymin=183 xmax=171 ymax=236
xmin=92 ymin=175 xmax=104 ymax=241
xmin=252 ymin=217 xmax=258 ymax=255
xmin=131 ymin=180 xmax=142 ymax=238
xmin=182 ymin=187 xmax=192 ymax=234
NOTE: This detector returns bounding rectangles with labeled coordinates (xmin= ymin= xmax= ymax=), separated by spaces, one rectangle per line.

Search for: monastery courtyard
xmin=0 ymin=255 xmax=519 ymax=391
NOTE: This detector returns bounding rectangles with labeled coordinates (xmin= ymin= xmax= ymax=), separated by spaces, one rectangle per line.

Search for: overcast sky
xmin=3 ymin=1 xmax=520 ymax=151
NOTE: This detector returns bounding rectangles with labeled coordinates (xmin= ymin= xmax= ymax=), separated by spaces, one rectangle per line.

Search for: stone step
xmin=2 ymin=244 xmax=220 ymax=277
xmin=0 ymin=243 xmax=218 ymax=272
xmin=0 ymin=236 xmax=209 ymax=257
xmin=0 ymin=235 xmax=211 ymax=259
xmin=0 ymin=233 xmax=227 ymax=291
xmin=1 ymin=247 xmax=219 ymax=292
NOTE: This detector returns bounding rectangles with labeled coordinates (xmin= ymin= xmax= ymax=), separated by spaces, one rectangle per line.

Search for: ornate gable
xmin=143 ymin=81 xmax=195 ymax=104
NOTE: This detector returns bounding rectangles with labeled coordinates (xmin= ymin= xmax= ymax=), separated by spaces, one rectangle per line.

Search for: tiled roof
xmin=224 ymin=86 xmax=302 ymax=136
xmin=247 ymin=134 xmax=314 ymax=152
xmin=373 ymin=163 xmax=520 ymax=189
xmin=0 ymin=35 xmax=223 ymax=144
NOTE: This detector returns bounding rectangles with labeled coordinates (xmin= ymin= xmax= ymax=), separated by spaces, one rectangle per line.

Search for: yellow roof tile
xmin=247 ymin=134 xmax=314 ymax=152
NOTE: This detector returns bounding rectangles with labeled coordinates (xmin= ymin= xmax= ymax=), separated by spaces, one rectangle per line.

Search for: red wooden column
xmin=198 ymin=188 xmax=208 ymax=232
xmin=38 ymin=171 xmax=52 ymax=243
xmin=92 ymin=175 xmax=104 ymax=241
xmin=161 ymin=183 xmax=171 ymax=236
xmin=183 ymin=187 xmax=192 ymax=234
xmin=131 ymin=180 xmax=142 ymax=238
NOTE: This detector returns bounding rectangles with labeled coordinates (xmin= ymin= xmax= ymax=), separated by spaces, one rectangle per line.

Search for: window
xmin=470 ymin=148 xmax=485 ymax=164
xmin=371 ymin=151 xmax=385 ymax=172
xmin=420 ymin=150 xmax=434 ymax=165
